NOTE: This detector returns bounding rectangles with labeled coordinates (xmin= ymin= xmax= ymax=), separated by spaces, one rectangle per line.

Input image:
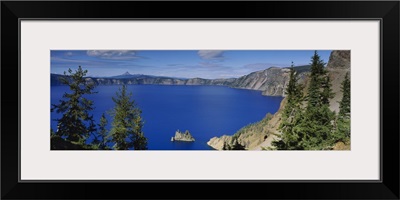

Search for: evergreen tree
xmin=338 ymin=72 xmax=351 ymax=119
xmin=93 ymin=113 xmax=109 ymax=149
xmin=283 ymin=62 xmax=304 ymax=117
xmin=307 ymin=51 xmax=326 ymax=108
xmin=130 ymin=113 xmax=147 ymax=150
xmin=286 ymin=62 xmax=304 ymax=106
xmin=296 ymin=104 xmax=335 ymax=149
xmin=273 ymin=62 xmax=304 ymax=150
xmin=335 ymin=72 xmax=351 ymax=142
xmin=109 ymin=84 xmax=148 ymax=150
xmin=297 ymin=51 xmax=335 ymax=149
xmin=51 ymin=66 xmax=96 ymax=144
xmin=274 ymin=52 xmax=336 ymax=150
xmin=321 ymin=75 xmax=334 ymax=106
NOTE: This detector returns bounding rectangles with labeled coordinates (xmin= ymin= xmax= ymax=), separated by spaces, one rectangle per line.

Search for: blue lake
xmin=51 ymin=85 xmax=283 ymax=150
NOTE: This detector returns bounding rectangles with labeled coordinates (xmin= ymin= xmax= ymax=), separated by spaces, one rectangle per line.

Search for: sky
xmin=51 ymin=50 xmax=332 ymax=79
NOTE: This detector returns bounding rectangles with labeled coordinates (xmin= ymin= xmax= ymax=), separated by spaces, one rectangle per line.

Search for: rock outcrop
xmin=326 ymin=50 xmax=350 ymax=69
xmin=171 ymin=130 xmax=195 ymax=142
xmin=231 ymin=67 xmax=291 ymax=96
xmin=326 ymin=50 xmax=351 ymax=113
xmin=207 ymin=135 xmax=233 ymax=150
xmin=207 ymin=103 xmax=284 ymax=150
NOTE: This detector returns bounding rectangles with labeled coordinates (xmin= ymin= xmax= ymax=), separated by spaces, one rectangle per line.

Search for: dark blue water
xmin=51 ymin=85 xmax=283 ymax=150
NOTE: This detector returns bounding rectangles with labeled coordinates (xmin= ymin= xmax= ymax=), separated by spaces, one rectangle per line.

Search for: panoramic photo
xmin=50 ymin=50 xmax=350 ymax=150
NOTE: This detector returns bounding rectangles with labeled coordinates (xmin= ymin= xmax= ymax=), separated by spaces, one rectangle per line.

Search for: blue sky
xmin=51 ymin=50 xmax=332 ymax=79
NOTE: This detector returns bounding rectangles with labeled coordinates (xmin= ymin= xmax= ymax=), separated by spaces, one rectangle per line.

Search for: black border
xmin=2 ymin=1 xmax=399 ymax=199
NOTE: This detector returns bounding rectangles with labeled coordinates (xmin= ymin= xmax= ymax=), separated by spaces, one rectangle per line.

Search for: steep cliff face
xmin=231 ymin=67 xmax=290 ymax=96
xmin=326 ymin=50 xmax=350 ymax=69
xmin=228 ymin=67 xmax=308 ymax=96
xmin=207 ymin=50 xmax=351 ymax=150
xmin=51 ymin=66 xmax=309 ymax=97
xmin=327 ymin=50 xmax=351 ymax=113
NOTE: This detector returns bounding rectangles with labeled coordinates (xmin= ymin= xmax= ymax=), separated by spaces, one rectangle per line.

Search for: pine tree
xmin=130 ymin=112 xmax=148 ymax=150
xmin=307 ymin=51 xmax=326 ymax=108
xmin=321 ymin=75 xmax=334 ymax=106
xmin=335 ymin=72 xmax=351 ymax=142
xmin=94 ymin=113 xmax=109 ymax=149
xmin=274 ymin=51 xmax=336 ymax=150
xmin=338 ymin=72 xmax=350 ymax=119
xmin=109 ymin=84 xmax=148 ymax=150
xmin=297 ymin=104 xmax=335 ymax=149
xmin=297 ymin=51 xmax=335 ymax=149
xmin=285 ymin=62 xmax=304 ymax=107
xmin=273 ymin=62 xmax=304 ymax=150
xmin=51 ymin=66 xmax=96 ymax=144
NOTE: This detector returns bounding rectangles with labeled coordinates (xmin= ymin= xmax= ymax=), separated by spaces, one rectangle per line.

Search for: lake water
xmin=51 ymin=85 xmax=283 ymax=150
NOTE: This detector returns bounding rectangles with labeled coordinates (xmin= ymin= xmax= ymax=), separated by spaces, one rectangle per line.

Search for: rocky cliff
xmin=51 ymin=66 xmax=310 ymax=97
xmin=207 ymin=112 xmax=278 ymax=150
xmin=326 ymin=50 xmax=351 ymax=113
xmin=207 ymin=50 xmax=351 ymax=150
xmin=231 ymin=67 xmax=292 ymax=96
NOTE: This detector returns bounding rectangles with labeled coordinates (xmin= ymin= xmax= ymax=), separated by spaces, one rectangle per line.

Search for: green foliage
xmin=273 ymin=52 xmax=338 ymax=150
xmin=223 ymin=113 xmax=272 ymax=151
xmin=51 ymin=134 xmax=95 ymax=150
xmin=109 ymin=84 xmax=148 ymax=150
xmin=334 ymin=118 xmax=350 ymax=143
xmin=50 ymin=67 xmax=149 ymax=150
xmin=335 ymin=72 xmax=351 ymax=143
xmin=273 ymin=62 xmax=305 ymax=150
xmin=338 ymin=72 xmax=351 ymax=119
xmin=223 ymin=139 xmax=246 ymax=150
xmin=307 ymin=51 xmax=327 ymax=108
xmin=51 ymin=66 xmax=96 ymax=144
xmin=235 ymin=113 xmax=272 ymax=136
xmin=321 ymin=76 xmax=334 ymax=105
xmin=92 ymin=113 xmax=109 ymax=150
xmin=294 ymin=105 xmax=335 ymax=150
xmin=282 ymin=62 xmax=304 ymax=120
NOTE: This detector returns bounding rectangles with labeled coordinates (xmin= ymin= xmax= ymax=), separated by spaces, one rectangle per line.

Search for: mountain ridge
xmin=51 ymin=65 xmax=311 ymax=97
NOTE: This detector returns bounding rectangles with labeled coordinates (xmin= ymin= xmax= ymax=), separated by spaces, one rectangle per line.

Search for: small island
xmin=171 ymin=130 xmax=195 ymax=142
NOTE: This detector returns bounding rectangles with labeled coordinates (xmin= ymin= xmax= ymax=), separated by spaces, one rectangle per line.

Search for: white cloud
xmin=86 ymin=50 xmax=138 ymax=60
xmin=197 ymin=50 xmax=224 ymax=60
xmin=64 ymin=52 xmax=73 ymax=56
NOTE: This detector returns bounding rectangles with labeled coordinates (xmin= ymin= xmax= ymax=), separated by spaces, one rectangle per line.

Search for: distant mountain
xmin=51 ymin=65 xmax=312 ymax=96
xmin=111 ymin=72 xmax=147 ymax=79
xmin=51 ymin=73 xmax=68 ymax=86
